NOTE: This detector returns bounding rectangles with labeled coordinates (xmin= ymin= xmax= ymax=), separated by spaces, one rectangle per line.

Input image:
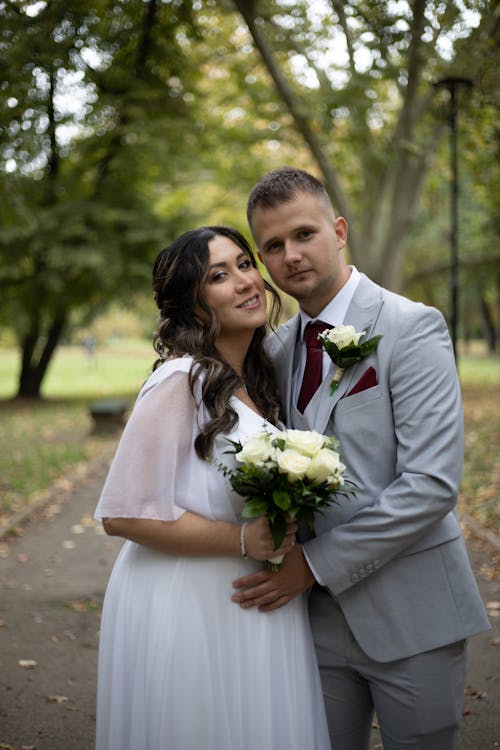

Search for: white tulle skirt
xmin=95 ymin=541 xmax=331 ymax=750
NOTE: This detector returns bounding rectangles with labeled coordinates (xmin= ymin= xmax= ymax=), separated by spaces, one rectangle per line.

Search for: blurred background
xmin=0 ymin=0 xmax=498 ymax=533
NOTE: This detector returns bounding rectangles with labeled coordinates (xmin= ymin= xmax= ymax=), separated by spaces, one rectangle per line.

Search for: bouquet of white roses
xmin=218 ymin=428 xmax=354 ymax=570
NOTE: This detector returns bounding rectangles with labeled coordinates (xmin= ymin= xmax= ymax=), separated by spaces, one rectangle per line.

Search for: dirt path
xmin=0 ymin=467 xmax=498 ymax=750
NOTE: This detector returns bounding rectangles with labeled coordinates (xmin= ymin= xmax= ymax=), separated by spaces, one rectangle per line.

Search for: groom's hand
xmin=231 ymin=544 xmax=315 ymax=612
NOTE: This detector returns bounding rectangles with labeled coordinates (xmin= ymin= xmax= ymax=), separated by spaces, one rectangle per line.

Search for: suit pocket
xmin=346 ymin=366 xmax=377 ymax=396
xmin=337 ymin=384 xmax=383 ymax=411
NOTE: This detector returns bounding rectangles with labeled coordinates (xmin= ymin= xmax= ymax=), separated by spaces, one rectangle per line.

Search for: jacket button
xmin=351 ymin=572 xmax=360 ymax=583
xmin=373 ymin=559 xmax=381 ymax=569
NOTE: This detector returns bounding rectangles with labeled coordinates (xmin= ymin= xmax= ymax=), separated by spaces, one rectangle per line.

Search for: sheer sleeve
xmin=94 ymin=359 xmax=204 ymax=522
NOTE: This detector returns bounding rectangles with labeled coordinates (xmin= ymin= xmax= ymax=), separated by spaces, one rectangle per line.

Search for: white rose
xmin=321 ymin=325 xmax=365 ymax=349
xmin=282 ymin=429 xmax=325 ymax=458
xmin=236 ymin=432 xmax=275 ymax=466
xmin=306 ymin=448 xmax=342 ymax=484
xmin=276 ymin=449 xmax=311 ymax=482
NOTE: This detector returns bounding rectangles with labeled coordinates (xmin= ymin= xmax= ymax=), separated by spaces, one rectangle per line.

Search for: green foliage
xmin=0 ymin=0 xmax=206 ymax=394
xmin=0 ymin=0 xmax=497 ymax=397
xmin=227 ymin=0 xmax=496 ymax=292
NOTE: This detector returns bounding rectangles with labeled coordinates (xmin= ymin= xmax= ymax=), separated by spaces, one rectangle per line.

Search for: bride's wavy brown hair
xmin=152 ymin=226 xmax=282 ymax=459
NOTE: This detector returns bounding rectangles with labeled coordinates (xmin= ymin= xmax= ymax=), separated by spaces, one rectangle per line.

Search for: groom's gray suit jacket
xmin=269 ymin=274 xmax=489 ymax=663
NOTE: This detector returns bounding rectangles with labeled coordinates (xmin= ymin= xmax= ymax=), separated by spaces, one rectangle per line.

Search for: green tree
xmin=402 ymin=8 xmax=499 ymax=349
xmin=223 ymin=0 xmax=496 ymax=292
xmin=0 ymin=0 xmax=201 ymax=397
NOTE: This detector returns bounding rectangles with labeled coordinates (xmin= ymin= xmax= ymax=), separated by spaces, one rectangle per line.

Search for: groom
xmin=232 ymin=167 xmax=490 ymax=749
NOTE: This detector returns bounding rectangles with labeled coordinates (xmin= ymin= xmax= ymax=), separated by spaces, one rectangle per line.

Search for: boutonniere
xmin=318 ymin=325 xmax=382 ymax=394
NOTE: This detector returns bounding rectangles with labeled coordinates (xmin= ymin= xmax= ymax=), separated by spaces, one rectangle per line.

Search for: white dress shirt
xmin=294 ymin=266 xmax=361 ymax=402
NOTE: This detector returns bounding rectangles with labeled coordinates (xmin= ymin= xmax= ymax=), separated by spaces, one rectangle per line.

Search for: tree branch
xmin=232 ymin=0 xmax=359 ymax=258
xmin=403 ymin=253 xmax=500 ymax=289
xmin=330 ymin=0 xmax=355 ymax=73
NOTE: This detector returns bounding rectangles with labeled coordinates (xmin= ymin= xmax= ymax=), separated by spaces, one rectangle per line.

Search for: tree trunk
xmin=16 ymin=312 xmax=67 ymax=399
xmin=479 ymin=294 xmax=496 ymax=354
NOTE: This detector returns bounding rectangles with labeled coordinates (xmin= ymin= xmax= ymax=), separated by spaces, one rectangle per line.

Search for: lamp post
xmin=433 ymin=77 xmax=473 ymax=360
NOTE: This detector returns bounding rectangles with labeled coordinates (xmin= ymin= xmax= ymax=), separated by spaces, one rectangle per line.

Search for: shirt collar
xmin=299 ymin=266 xmax=361 ymax=338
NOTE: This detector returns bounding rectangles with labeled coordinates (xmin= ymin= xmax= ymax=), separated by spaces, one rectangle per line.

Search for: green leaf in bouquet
xmin=230 ymin=477 xmax=262 ymax=495
xmin=222 ymin=439 xmax=243 ymax=454
xmin=269 ymin=513 xmax=287 ymax=550
xmin=273 ymin=489 xmax=291 ymax=510
xmin=274 ymin=437 xmax=286 ymax=451
xmin=241 ymin=498 xmax=271 ymax=517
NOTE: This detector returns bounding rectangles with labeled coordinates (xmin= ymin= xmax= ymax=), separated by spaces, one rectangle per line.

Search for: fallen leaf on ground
xmin=18 ymin=659 xmax=38 ymax=669
xmin=62 ymin=540 xmax=76 ymax=549
xmin=46 ymin=694 xmax=68 ymax=703
xmin=465 ymin=688 xmax=487 ymax=699
xmin=53 ymin=478 xmax=76 ymax=491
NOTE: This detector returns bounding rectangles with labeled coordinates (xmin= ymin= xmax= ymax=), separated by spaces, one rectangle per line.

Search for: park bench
xmin=89 ymin=398 xmax=129 ymax=432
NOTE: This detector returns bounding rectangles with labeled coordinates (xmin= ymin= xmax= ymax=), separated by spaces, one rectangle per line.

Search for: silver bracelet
xmin=240 ymin=521 xmax=248 ymax=559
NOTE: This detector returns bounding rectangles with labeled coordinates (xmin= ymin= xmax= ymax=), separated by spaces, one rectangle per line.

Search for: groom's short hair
xmin=247 ymin=167 xmax=332 ymax=227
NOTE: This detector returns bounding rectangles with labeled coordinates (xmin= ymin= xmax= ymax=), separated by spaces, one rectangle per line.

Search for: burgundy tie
xmin=297 ymin=321 xmax=330 ymax=413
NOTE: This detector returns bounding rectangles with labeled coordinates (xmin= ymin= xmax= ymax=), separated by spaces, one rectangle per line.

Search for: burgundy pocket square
xmin=347 ymin=367 xmax=377 ymax=397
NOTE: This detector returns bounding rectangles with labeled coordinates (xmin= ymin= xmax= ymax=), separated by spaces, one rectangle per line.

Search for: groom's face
xmin=251 ymin=191 xmax=349 ymax=318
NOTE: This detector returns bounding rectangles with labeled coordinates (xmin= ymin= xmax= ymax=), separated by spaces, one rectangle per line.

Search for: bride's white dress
xmin=94 ymin=358 xmax=331 ymax=750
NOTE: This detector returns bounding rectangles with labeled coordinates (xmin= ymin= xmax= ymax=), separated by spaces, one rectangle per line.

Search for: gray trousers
xmin=309 ymin=587 xmax=467 ymax=750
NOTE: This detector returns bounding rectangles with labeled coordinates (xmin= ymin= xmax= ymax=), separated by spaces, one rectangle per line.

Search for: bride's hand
xmin=242 ymin=516 xmax=297 ymax=561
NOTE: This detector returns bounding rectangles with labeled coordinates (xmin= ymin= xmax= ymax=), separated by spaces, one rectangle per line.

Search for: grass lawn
xmin=0 ymin=338 xmax=153 ymax=400
xmin=0 ymin=341 xmax=498 ymax=534
xmin=0 ymin=340 xmax=153 ymax=530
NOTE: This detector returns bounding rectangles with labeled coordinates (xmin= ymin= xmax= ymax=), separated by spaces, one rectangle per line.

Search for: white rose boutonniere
xmin=319 ymin=325 xmax=382 ymax=394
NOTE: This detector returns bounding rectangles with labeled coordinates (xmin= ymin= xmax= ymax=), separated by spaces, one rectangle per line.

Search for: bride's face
xmin=198 ymin=235 xmax=266 ymax=335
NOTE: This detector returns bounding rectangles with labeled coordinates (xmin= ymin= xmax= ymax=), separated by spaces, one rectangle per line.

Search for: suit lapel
xmin=270 ymin=315 xmax=301 ymax=426
xmin=305 ymin=275 xmax=384 ymax=435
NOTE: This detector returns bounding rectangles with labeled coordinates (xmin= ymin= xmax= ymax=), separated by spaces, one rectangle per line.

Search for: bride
xmin=94 ymin=225 xmax=331 ymax=750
